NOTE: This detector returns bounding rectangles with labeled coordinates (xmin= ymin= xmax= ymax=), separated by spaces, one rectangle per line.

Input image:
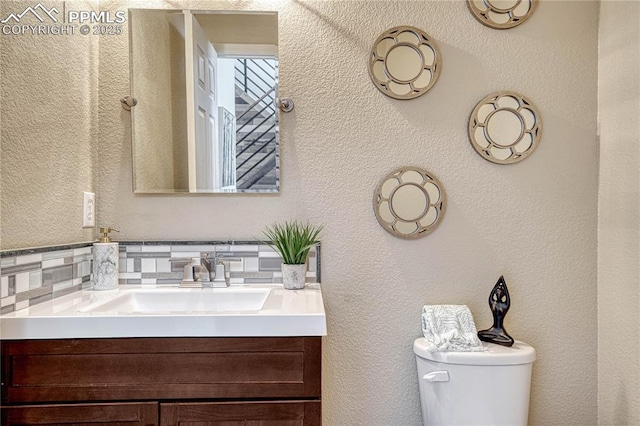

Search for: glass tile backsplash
xmin=0 ymin=243 xmax=93 ymax=315
xmin=117 ymin=242 xmax=319 ymax=285
xmin=0 ymin=241 xmax=320 ymax=314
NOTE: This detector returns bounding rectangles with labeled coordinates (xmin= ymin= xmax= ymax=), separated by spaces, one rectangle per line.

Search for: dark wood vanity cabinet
xmin=1 ymin=337 xmax=321 ymax=426
xmin=160 ymin=401 xmax=320 ymax=426
xmin=1 ymin=402 xmax=159 ymax=425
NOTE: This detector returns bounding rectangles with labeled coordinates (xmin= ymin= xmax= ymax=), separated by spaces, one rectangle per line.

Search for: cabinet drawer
xmin=160 ymin=401 xmax=320 ymax=426
xmin=2 ymin=337 xmax=321 ymax=403
xmin=1 ymin=402 xmax=158 ymax=425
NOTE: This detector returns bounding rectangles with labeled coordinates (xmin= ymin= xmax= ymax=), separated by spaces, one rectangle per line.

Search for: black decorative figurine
xmin=478 ymin=275 xmax=514 ymax=347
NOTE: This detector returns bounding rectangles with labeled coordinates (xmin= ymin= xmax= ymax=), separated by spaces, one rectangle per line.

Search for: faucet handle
xmin=202 ymin=251 xmax=220 ymax=260
xmin=215 ymin=251 xmax=242 ymax=261
xmin=204 ymin=251 xmax=241 ymax=265
xmin=168 ymin=258 xmax=203 ymax=287
xmin=182 ymin=259 xmax=195 ymax=284
xmin=216 ymin=257 xmax=241 ymax=264
xmin=212 ymin=259 xmax=235 ymax=287
xmin=191 ymin=257 xmax=212 ymax=282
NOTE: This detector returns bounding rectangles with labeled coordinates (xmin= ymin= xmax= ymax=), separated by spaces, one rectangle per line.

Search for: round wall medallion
xmin=467 ymin=0 xmax=537 ymax=30
xmin=373 ymin=166 xmax=446 ymax=239
xmin=368 ymin=26 xmax=441 ymax=100
xmin=468 ymin=91 xmax=542 ymax=164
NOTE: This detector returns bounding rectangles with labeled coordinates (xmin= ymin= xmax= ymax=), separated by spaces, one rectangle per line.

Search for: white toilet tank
xmin=414 ymin=337 xmax=536 ymax=426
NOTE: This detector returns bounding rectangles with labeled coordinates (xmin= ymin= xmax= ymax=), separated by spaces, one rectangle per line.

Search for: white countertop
xmin=0 ymin=284 xmax=327 ymax=339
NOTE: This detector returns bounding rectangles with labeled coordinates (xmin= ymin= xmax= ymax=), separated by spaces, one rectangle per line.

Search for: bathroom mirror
xmin=368 ymin=26 xmax=441 ymax=100
xmin=467 ymin=0 xmax=537 ymax=30
xmin=468 ymin=91 xmax=542 ymax=164
xmin=129 ymin=9 xmax=279 ymax=193
xmin=373 ymin=166 xmax=446 ymax=239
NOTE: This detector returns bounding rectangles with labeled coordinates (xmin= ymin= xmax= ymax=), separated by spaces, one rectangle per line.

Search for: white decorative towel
xmin=421 ymin=305 xmax=485 ymax=352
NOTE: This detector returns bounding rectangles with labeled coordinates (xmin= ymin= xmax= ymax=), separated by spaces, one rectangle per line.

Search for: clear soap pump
xmin=93 ymin=227 xmax=120 ymax=290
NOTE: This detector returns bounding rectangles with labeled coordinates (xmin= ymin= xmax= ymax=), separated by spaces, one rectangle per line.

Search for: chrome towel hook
xmin=120 ymin=96 xmax=138 ymax=111
xmin=276 ymin=97 xmax=294 ymax=113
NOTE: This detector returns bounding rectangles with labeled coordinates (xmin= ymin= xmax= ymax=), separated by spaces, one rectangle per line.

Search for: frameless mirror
xmin=373 ymin=166 xmax=446 ymax=239
xmin=485 ymin=109 xmax=524 ymax=146
xmin=468 ymin=91 xmax=542 ymax=164
xmin=129 ymin=9 xmax=279 ymax=193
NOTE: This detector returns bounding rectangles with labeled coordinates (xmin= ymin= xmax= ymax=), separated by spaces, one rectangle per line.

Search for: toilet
xmin=414 ymin=337 xmax=536 ymax=425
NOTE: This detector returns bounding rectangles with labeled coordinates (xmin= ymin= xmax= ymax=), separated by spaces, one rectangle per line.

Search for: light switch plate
xmin=82 ymin=192 xmax=95 ymax=228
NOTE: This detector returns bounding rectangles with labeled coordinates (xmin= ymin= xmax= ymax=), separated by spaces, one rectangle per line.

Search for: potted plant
xmin=263 ymin=221 xmax=323 ymax=290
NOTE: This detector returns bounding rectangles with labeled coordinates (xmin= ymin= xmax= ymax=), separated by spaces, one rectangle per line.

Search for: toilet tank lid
xmin=413 ymin=338 xmax=536 ymax=366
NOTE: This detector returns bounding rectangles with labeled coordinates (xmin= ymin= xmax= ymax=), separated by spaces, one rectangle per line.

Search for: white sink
xmin=78 ymin=288 xmax=271 ymax=314
xmin=0 ymin=284 xmax=327 ymax=339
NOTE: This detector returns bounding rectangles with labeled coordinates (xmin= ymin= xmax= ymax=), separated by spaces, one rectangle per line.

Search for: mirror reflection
xmin=386 ymin=46 xmax=423 ymax=82
xmin=392 ymin=184 xmax=428 ymax=221
xmin=130 ymin=9 xmax=279 ymax=193
xmin=485 ymin=110 xmax=524 ymax=146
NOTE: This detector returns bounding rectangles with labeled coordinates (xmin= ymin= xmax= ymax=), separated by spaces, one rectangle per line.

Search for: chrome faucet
xmin=193 ymin=257 xmax=213 ymax=284
xmin=169 ymin=253 xmax=239 ymax=288
xmin=169 ymin=257 xmax=211 ymax=288
xmin=209 ymin=252 xmax=241 ymax=288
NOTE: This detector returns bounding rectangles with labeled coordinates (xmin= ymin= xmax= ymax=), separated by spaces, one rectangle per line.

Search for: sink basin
xmin=0 ymin=284 xmax=327 ymax=339
xmin=78 ymin=288 xmax=271 ymax=314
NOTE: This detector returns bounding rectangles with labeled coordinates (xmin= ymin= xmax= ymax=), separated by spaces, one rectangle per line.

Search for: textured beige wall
xmin=598 ymin=2 xmax=640 ymax=425
xmin=130 ymin=9 xmax=176 ymax=192
xmin=197 ymin=13 xmax=278 ymax=46
xmin=97 ymin=1 xmax=598 ymax=424
xmin=169 ymin=13 xmax=188 ymax=190
xmin=0 ymin=1 xmax=97 ymax=249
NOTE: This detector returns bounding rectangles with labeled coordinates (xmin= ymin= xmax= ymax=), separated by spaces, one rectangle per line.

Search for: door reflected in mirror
xmin=130 ymin=9 xmax=279 ymax=193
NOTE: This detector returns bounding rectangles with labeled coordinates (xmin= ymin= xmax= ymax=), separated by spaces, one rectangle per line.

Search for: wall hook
xmin=120 ymin=96 xmax=137 ymax=111
xmin=276 ymin=97 xmax=294 ymax=113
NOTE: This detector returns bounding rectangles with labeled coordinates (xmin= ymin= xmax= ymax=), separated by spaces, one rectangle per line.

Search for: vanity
xmin=0 ymin=3 xmax=323 ymax=423
xmin=0 ymin=285 xmax=326 ymax=425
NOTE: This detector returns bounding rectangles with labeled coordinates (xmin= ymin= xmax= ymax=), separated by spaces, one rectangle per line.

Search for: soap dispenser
xmin=93 ymin=227 xmax=119 ymax=290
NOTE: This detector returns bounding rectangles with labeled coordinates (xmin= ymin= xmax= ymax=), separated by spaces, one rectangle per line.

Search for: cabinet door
xmin=160 ymin=401 xmax=320 ymax=426
xmin=1 ymin=402 xmax=158 ymax=426
xmin=3 ymin=337 xmax=321 ymax=403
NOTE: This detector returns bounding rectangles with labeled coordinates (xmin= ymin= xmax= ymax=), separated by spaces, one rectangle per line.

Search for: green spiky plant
xmin=263 ymin=221 xmax=323 ymax=265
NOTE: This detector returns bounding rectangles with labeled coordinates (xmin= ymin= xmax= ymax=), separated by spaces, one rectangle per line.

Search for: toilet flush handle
xmin=423 ymin=371 xmax=449 ymax=383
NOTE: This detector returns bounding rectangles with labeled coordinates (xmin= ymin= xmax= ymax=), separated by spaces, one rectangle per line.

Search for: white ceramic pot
xmin=281 ymin=263 xmax=307 ymax=290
